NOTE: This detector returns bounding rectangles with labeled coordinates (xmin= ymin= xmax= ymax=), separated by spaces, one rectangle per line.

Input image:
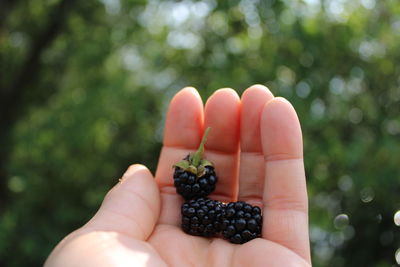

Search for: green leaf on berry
xmin=174 ymin=160 xmax=190 ymax=170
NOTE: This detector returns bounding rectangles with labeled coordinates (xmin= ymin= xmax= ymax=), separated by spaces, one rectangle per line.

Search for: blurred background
xmin=0 ymin=0 xmax=399 ymax=266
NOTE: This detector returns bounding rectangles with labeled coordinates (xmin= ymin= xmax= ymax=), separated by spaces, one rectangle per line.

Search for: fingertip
xmin=170 ymin=86 xmax=202 ymax=108
xmin=240 ymin=84 xmax=274 ymax=154
xmin=123 ymin=164 xmax=150 ymax=176
xmin=119 ymin=165 xmax=154 ymax=188
xmin=164 ymin=86 xmax=204 ymax=148
xmin=177 ymin=86 xmax=201 ymax=99
xmin=261 ymin=97 xmax=303 ymax=161
xmin=204 ymin=88 xmax=241 ymax=153
xmin=262 ymin=97 xmax=299 ymax=124
xmin=241 ymin=84 xmax=274 ymax=100
xmin=209 ymin=88 xmax=240 ymax=101
xmin=205 ymin=88 xmax=240 ymax=113
xmin=265 ymin=96 xmax=295 ymax=109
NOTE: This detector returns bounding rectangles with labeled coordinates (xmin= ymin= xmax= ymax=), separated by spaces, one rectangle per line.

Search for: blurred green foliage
xmin=1 ymin=0 xmax=400 ymax=266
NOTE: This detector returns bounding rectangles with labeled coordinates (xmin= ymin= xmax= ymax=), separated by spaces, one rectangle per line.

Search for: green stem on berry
xmin=192 ymin=127 xmax=211 ymax=167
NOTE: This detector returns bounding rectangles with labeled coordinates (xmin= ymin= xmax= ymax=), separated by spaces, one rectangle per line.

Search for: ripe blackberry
xmin=181 ymin=197 xmax=225 ymax=237
xmin=174 ymin=128 xmax=218 ymax=200
xmin=221 ymin=201 xmax=262 ymax=244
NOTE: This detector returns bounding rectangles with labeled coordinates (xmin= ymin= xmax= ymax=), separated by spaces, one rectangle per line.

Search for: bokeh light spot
xmin=334 ymin=214 xmax=349 ymax=230
xmin=349 ymin=108 xmax=363 ymax=124
xmin=8 ymin=176 xmax=26 ymax=193
xmin=394 ymin=210 xmax=400 ymax=226
xmin=395 ymin=248 xmax=400 ymax=264
xmin=338 ymin=175 xmax=353 ymax=192
xmin=360 ymin=187 xmax=375 ymax=203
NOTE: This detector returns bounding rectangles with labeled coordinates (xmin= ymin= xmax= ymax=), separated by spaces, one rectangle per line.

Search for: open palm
xmin=45 ymin=86 xmax=311 ymax=267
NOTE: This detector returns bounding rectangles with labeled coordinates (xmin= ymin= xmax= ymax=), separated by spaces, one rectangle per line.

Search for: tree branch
xmin=0 ymin=0 xmax=76 ymax=208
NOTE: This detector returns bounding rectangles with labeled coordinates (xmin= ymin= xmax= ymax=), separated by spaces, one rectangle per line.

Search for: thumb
xmin=84 ymin=164 xmax=161 ymax=240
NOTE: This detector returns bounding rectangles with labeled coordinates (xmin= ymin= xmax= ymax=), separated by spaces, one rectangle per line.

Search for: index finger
xmin=155 ymin=87 xmax=204 ymax=226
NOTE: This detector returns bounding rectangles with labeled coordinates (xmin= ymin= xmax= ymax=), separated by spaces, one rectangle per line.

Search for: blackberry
xmin=221 ymin=201 xmax=262 ymax=244
xmin=174 ymin=128 xmax=218 ymax=200
xmin=181 ymin=197 xmax=225 ymax=237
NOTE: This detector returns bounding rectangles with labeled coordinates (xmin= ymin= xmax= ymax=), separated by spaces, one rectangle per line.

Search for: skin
xmin=45 ymin=85 xmax=311 ymax=267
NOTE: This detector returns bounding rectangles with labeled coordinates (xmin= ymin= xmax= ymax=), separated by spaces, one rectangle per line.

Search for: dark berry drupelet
xmin=173 ymin=128 xmax=218 ymax=200
xmin=174 ymin=165 xmax=218 ymax=200
xmin=221 ymin=201 xmax=262 ymax=244
xmin=181 ymin=197 xmax=226 ymax=237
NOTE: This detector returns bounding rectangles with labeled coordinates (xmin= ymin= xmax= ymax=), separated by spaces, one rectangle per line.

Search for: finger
xmin=260 ymin=98 xmax=310 ymax=263
xmin=204 ymin=88 xmax=241 ymax=202
xmin=238 ymin=85 xmax=274 ymax=205
xmin=163 ymin=87 xmax=204 ymax=148
xmin=85 ymin=164 xmax=160 ymax=241
xmin=155 ymin=87 xmax=204 ymax=225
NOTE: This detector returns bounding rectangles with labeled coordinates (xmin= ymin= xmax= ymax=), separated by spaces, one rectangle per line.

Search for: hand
xmin=45 ymin=85 xmax=311 ymax=267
